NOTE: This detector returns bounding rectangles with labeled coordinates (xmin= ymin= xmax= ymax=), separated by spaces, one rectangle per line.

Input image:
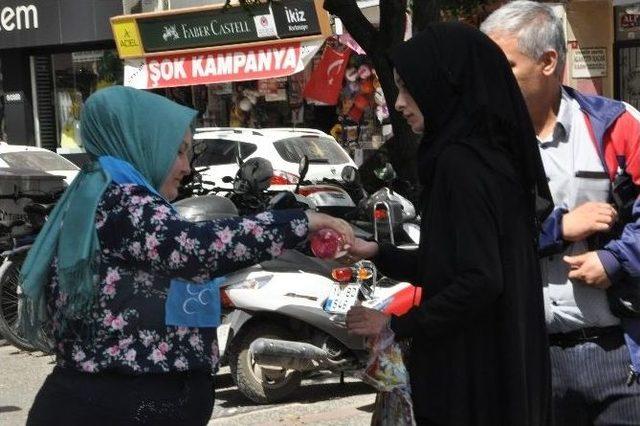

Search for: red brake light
xmin=220 ymin=290 xmax=234 ymax=308
xmin=332 ymin=267 xmax=353 ymax=282
xmin=374 ymin=208 xmax=388 ymax=220
xmin=298 ymin=185 xmax=343 ymax=196
xmin=271 ymin=170 xmax=299 ymax=185
xmin=270 ymin=175 xmax=289 ymax=185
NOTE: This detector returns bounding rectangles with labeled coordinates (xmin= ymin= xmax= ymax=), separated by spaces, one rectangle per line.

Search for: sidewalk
xmin=0 ymin=342 xmax=375 ymax=426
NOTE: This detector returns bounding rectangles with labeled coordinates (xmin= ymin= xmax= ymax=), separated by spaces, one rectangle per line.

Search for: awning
xmin=124 ymin=38 xmax=323 ymax=89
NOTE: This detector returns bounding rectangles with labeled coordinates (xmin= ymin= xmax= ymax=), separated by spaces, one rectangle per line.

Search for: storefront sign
xmin=72 ymin=50 xmax=105 ymax=63
xmin=112 ymin=19 xmax=145 ymax=57
xmin=111 ymin=0 xmax=329 ymax=59
xmin=0 ymin=4 xmax=38 ymax=32
xmin=123 ymin=39 xmax=323 ymax=89
xmin=620 ymin=12 xmax=640 ymax=29
xmin=271 ymin=0 xmax=321 ymax=38
xmin=4 ymin=92 xmax=24 ymax=103
xmin=137 ymin=3 xmax=275 ymax=52
xmin=572 ymin=48 xmax=607 ymax=78
xmin=616 ymin=6 xmax=640 ymax=40
xmin=0 ymin=0 xmax=121 ymax=50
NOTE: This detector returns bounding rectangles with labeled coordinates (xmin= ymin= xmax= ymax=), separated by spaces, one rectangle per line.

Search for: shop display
xmin=57 ymin=90 xmax=83 ymax=148
xmin=258 ymin=78 xmax=288 ymax=102
xmin=53 ymin=50 xmax=123 ymax=148
xmin=324 ymin=48 xmax=386 ymax=156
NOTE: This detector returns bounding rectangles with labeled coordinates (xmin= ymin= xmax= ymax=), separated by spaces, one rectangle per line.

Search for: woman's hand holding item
xmin=345 ymin=237 xmax=379 ymax=260
xmin=305 ymin=211 xmax=355 ymax=248
xmin=346 ymin=306 xmax=390 ymax=337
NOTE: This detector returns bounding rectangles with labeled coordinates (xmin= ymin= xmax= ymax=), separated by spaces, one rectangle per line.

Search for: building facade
xmin=0 ymin=0 xmax=123 ymax=152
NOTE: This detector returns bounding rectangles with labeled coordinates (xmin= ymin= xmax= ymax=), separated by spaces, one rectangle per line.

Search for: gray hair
xmin=480 ymin=1 xmax=566 ymax=75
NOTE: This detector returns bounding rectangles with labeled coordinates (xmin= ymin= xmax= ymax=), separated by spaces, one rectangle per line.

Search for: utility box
xmin=0 ymin=168 xmax=65 ymax=221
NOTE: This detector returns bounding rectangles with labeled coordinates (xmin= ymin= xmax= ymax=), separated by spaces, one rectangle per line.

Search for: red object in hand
xmin=310 ymin=228 xmax=345 ymax=259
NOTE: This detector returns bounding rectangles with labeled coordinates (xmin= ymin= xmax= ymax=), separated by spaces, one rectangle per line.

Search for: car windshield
xmin=273 ymin=137 xmax=351 ymax=165
xmin=192 ymin=139 xmax=258 ymax=166
xmin=0 ymin=151 xmax=79 ymax=171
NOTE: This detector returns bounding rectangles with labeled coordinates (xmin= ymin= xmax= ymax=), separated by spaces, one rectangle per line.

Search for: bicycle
xmin=0 ymin=189 xmax=61 ymax=352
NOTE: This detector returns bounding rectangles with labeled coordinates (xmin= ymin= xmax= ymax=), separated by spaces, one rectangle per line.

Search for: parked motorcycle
xmin=309 ymin=163 xmax=420 ymax=248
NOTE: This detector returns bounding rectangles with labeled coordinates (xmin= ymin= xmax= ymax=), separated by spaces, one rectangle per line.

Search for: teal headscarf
xmin=20 ymin=86 xmax=197 ymax=337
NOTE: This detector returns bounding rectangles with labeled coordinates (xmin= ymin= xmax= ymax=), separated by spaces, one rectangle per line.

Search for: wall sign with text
xmin=571 ymin=47 xmax=607 ymax=79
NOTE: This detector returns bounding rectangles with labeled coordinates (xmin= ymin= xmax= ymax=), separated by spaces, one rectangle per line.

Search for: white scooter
xmin=174 ymin=155 xmax=420 ymax=404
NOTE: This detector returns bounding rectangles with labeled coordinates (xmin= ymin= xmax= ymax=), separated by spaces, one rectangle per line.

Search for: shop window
xmin=618 ymin=45 xmax=640 ymax=110
xmin=193 ymin=139 xmax=257 ymax=166
xmin=53 ymin=50 xmax=123 ymax=150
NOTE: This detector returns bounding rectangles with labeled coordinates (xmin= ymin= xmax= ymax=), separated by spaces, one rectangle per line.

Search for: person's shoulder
xmin=100 ymin=183 xmax=164 ymax=207
xmin=565 ymin=86 xmax=625 ymax=117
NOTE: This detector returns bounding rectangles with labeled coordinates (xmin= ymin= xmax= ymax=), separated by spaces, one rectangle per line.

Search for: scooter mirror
xmin=221 ymin=176 xmax=234 ymax=184
xmin=341 ymin=165 xmax=359 ymax=184
xmin=298 ymin=155 xmax=310 ymax=182
xmin=192 ymin=141 xmax=207 ymax=156
xmin=374 ymin=163 xmax=397 ymax=183
xmin=294 ymin=155 xmax=309 ymax=194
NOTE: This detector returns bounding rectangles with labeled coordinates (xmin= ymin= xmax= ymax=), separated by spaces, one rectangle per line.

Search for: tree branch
xmin=323 ymin=0 xmax=377 ymax=52
xmin=379 ymin=0 xmax=407 ymax=50
xmin=323 ymin=0 xmax=417 ymax=183
xmin=412 ymin=0 xmax=440 ymax=32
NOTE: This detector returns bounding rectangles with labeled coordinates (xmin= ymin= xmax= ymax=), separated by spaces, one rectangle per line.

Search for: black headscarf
xmin=391 ymin=22 xmax=552 ymax=223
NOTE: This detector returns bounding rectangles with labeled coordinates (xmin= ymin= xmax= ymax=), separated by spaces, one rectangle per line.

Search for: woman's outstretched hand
xmin=305 ymin=211 xmax=355 ymax=248
xmin=345 ymin=238 xmax=379 ymax=260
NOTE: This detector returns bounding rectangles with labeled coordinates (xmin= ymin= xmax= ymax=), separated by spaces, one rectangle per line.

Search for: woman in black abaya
xmin=345 ymin=23 xmax=552 ymax=425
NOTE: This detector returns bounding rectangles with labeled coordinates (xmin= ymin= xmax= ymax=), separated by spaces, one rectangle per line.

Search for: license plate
xmin=324 ymin=283 xmax=359 ymax=314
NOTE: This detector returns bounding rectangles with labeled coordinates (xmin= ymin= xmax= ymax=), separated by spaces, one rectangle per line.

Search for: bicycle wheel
xmin=0 ymin=254 xmax=39 ymax=352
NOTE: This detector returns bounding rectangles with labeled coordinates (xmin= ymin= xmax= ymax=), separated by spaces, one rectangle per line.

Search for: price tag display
xmin=324 ymin=283 xmax=360 ymax=314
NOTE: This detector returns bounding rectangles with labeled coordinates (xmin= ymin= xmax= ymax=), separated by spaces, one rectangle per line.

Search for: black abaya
xmin=378 ymin=23 xmax=552 ymax=425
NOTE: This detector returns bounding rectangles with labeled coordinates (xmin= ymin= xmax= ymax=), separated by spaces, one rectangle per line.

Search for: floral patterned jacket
xmin=47 ymin=183 xmax=308 ymax=374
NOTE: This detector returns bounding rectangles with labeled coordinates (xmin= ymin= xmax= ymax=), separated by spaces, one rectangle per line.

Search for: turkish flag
xmin=303 ymin=44 xmax=351 ymax=105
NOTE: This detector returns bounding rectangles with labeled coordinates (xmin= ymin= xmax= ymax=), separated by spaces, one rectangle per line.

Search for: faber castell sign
xmin=138 ymin=3 xmax=274 ymax=52
xmin=111 ymin=0 xmax=329 ymax=59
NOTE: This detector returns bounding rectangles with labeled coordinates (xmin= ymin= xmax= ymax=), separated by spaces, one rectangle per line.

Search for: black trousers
xmin=27 ymin=367 xmax=215 ymax=426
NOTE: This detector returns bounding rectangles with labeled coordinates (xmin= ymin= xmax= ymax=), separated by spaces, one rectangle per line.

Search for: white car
xmin=0 ymin=142 xmax=79 ymax=185
xmin=192 ymin=127 xmax=357 ymax=188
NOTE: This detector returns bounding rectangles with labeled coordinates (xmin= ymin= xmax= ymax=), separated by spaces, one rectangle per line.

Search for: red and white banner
xmin=124 ymin=39 xmax=324 ymax=89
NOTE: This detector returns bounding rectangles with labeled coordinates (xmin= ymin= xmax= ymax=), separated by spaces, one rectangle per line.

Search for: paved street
xmin=0 ymin=341 xmax=375 ymax=425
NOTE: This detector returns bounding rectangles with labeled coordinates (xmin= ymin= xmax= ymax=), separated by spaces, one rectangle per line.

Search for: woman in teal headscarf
xmin=24 ymin=86 xmax=353 ymax=426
